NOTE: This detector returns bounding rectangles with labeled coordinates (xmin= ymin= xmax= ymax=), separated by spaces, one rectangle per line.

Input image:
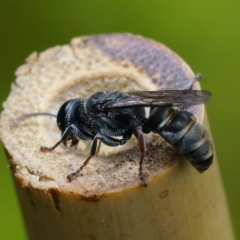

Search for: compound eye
xmin=56 ymin=99 xmax=75 ymax=131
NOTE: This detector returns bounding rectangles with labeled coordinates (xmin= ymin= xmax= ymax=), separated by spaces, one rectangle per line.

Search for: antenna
xmin=18 ymin=112 xmax=57 ymax=121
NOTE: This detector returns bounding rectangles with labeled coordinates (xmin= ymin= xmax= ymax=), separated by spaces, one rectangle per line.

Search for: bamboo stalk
xmin=0 ymin=34 xmax=234 ymax=240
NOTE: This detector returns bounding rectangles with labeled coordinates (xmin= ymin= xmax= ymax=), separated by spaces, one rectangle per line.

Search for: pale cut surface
xmin=0 ymin=34 xmax=203 ymax=196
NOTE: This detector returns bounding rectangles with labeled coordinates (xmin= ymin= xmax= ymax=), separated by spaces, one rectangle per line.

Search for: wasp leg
xmin=189 ymin=73 xmax=202 ymax=90
xmin=67 ymin=133 xmax=129 ymax=181
xmin=40 ymin=124 xmax=93 ymax=152
xmin=134 ymin=126 xmax=147 ymax=187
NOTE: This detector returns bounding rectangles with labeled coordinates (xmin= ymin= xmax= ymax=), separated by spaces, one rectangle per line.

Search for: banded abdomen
xmin=144 ymin=107 xmax=213 ymax=171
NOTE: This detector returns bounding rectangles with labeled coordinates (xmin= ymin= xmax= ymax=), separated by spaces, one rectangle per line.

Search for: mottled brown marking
xmin=89 ymin=234 xmax=99 ymax=240
xmin=49 ymin=189 xmax=61 ymax=212
xmin=159 ymin=189 xmax=169 ymax=199
xmin=80 ymin=194 xmax=100 ymax=202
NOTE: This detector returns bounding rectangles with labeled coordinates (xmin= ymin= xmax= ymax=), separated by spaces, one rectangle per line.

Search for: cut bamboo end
xmin=0 ymin=34 xmax=234 ymax=239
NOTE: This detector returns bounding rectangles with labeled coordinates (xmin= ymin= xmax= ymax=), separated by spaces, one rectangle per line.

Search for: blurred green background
xmin=0 ymin=0 xmax=239 ymax=239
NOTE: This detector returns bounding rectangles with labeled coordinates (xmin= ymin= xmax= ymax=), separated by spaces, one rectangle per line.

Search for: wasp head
xmin=56 ymin=99 xmax=80 ymax=132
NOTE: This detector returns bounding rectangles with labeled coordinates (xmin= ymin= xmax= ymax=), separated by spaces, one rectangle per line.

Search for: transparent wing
xmin=103 ymin=90 xmax=211 ymax=108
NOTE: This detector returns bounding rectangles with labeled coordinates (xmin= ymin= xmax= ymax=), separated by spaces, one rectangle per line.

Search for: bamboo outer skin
xmin=0 ymin=34 xmax=234 ymax=240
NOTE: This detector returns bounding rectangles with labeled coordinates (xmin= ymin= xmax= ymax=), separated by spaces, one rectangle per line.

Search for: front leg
xmin=40 ymin=124 xmax=93 ymax=152
xmin=67 ymin=133 xmax=130 ymax=181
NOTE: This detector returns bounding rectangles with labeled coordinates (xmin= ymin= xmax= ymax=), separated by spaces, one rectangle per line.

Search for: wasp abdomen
xmin=145 ymin=107 xmax=213 ymax=172
xmin=159 ymin=111 xmax=196 ymax=144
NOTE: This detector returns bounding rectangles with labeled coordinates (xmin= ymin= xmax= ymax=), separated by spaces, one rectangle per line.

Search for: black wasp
xmin=26 ymin=78 xmax=213 ymax=187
